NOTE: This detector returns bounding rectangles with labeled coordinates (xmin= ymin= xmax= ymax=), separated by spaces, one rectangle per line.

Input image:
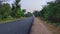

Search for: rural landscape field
xmin=0 ymin=0 xmax=60 ymax=34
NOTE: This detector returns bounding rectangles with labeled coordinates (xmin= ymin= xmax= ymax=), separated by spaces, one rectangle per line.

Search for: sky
xmin=20 ymin=0 xmax=54 ymax=12
xmin=4 ymin=0 xmax=55 ymax=13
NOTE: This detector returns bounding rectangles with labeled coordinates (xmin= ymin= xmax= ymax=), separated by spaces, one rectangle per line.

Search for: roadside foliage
xmin=0 ymin=0 xmax=25 ymax=21
xmin=33 ymin=0 xmax=60 ymax=27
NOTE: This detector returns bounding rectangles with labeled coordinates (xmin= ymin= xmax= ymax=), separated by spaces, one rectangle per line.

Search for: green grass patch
xmin=0 ymin=17 xmax=21 ymax=24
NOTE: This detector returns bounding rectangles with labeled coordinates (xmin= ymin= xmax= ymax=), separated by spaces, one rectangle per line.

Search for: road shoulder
xmin=30 ymin=18 xmax=53 ymax=34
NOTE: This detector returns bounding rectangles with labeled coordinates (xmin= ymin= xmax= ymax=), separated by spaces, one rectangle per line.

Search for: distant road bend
xmin=0 ymin=17 xmax=34 ymax=34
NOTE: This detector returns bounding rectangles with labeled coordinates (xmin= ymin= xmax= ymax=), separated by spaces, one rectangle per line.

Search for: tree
xmin=39 ymin=0 xmax=60 ymax=23
xmin=0 ymin=1 xmax=3 ymax=7
xmin=25 ymin=12 xmax=33 ymax=17
xmin=33 ymin=10 xmax=40 ymax=17
xmin=22 ymin=9 xmax=26 ymax=17
xmin=22 ymin=9 xmax=26 ymax=13
xmin=0 ymin=3 xmax=11 ymax=20
xmin=11 ymin=0 xmax=24 ymax=18
xmin=39 ymin=6 xmax=47 ymax=18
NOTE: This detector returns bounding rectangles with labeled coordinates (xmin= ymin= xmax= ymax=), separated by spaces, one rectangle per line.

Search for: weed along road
xmin=0 ymin=17 xmax=34 ymax=34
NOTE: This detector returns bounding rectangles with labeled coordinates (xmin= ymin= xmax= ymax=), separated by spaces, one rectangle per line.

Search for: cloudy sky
xmin=21 ymin=0 xmax=54 ymax=12
xmin=5 ymin=0 xmax=55 ymax=12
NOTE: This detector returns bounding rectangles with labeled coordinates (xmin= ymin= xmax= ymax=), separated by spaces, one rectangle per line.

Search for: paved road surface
xmin=0 ymin=17 xmax=34 ymax=34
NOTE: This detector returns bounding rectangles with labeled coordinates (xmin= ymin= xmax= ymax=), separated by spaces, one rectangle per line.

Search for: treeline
xmin=0 ymin=0 xmax=26 ymax=20
xmin=33 ymin=0 xmax=60 ymax=27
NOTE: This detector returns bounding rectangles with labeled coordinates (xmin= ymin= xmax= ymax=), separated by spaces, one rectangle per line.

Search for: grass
xmin=0 ymin=17 xmax=24 ymax=24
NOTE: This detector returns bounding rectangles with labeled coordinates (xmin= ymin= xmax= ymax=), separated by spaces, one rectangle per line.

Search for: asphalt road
xmin=0 ymin=17 xmax=34 ymax=34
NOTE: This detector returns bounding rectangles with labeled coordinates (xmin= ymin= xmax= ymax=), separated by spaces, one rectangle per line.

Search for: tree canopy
xmin=0 ymin=0 xmax=25 ymax=20
xmin=33 ymin=0 xmax=60 ymax=24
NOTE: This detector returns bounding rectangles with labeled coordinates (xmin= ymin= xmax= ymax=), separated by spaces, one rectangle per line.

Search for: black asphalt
xmin=0 ymin=17 xmax=34 ymax=34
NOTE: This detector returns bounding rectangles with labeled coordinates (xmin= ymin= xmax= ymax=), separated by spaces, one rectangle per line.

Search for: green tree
xmin=33 ymin=10 xmax=40 ymax=17
xmin=25 ymin=12 xmax=33 ymax=17
xmin=0 ymin=3 xmax=11 ymax=20
xmin=39 ymin=0 xmax=60 ymax=23
xmin=22 ymin=9 xmax=26 ymax=17
xmin=22 ymin=9 xmax=26 ymax=13
xmin=11 ymin=0 xmax=24 ymax=18
xmin=39 ymin=6 xmax=46 ymax=18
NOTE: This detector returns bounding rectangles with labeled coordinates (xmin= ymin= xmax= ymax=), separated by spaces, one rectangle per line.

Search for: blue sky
xmin=5 ymin=0 xmax=55 ymax=12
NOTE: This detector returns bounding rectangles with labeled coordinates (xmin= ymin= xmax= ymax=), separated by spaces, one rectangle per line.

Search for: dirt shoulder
xmin=41 ymin=18 xmax=60 ymax=34
xmin=30 ymin=18 xmax=53 ymax=34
